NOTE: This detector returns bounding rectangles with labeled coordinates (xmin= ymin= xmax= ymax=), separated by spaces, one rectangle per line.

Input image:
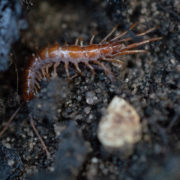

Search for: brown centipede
xmin=22 ymin=22 xmax=162 ymax=102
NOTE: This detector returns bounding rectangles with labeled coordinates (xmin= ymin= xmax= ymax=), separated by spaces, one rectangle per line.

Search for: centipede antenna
xmin=0 ymin=103 xmax=24 ymax=137
xmin=30 ymin=115 xmax=50 ymax=159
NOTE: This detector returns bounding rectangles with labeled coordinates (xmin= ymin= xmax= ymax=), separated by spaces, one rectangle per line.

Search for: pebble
xmin=91 ymin=157 xmax=98 ymax=164
xmin=86 ymin=91 xmax=98 ymax=105
xmin=98 ymin=96 xmax=142 ymax=158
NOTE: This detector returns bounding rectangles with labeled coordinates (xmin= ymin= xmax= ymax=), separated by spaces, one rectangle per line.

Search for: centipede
xmin=22 ymin=22 xmax=162 ymax=102
xmin=0 ymin=22 xmax=162 ymax=157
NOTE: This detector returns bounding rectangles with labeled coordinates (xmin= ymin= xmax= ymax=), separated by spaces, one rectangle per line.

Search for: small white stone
xmin=91 ymin=157 xmax=98 ymax=164
xmin=8 ymin=159 xmax=15 ymax=166
xmin=98 ymin=96 xmax=142 ymax=157
xmin=86 ymin=91 xmax=97 ymax=105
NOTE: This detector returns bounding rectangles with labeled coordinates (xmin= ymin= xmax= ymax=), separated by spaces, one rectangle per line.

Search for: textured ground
xmin=0 ymin=0 xmax=180 ymax=179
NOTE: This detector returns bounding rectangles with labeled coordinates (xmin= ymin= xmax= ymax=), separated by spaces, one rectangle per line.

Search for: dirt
xmin=0 ymin=0 xmax=180 ymax=179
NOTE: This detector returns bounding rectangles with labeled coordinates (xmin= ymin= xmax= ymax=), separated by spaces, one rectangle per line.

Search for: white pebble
xmin=98 ymin=96 xmax=142 ymax=157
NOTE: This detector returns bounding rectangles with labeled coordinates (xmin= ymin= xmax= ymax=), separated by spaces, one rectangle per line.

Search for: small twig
xmin=29 ymin=115 xmax=51 ymax=159
xmin=0 ymin=104 xmax=23 ymax=137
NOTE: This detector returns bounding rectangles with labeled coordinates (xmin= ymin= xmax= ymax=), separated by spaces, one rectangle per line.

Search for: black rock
xmin=0 ymin=0 xmax=27 ymax=71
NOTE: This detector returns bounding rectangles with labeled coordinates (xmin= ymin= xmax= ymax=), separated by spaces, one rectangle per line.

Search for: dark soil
xmin=0 ymin=0 xmax=180 ymax=179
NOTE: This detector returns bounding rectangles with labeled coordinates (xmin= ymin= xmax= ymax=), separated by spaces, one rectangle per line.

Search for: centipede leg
xmin=73 ymin=63 xmax=82 ymax=75
xmin=30 ymin=115 xmax=50 ymax=158
xmin=90 ymin=34 xmax=96 ymax=45
xmin=52 ymin=62 xmax=60 ymax=77
xmin=45 ymin=64 xmax=52 ymax=79
xmin=64 ymin=62 xmax=70 ymax=79
xmin=41 ymin=68 xmax=46 ymax=78
xmin=75 ymin=37 xmax=83 ymax=46
xmin=101 ymin=58 xmax=126 ymax=69
xmin=110 ymin=22 xmax=137 ymax=42
xmin=123 ymin=37 xmax=162 ymax=50
xmin=35 ymin=80 xmax=40 ymax=89
xmin=80 ymin=40 xmax=83 ymax=47
xmin=93 ymin=61 xmax=114 ymax=81
xmin=37 ymin=71 xmax=43 ymax=81
xmin=100 ymin=24 xmax=119 ymax=43
xmin=75 ymin=38 xmax=80 ymax=45
xmin=34 ymin=86 xmax=38 ymax=94
xmin=84 ymin=62 xmax=95 ymax=79
xmin=113 ymin=27 xmax=157 ymax=43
